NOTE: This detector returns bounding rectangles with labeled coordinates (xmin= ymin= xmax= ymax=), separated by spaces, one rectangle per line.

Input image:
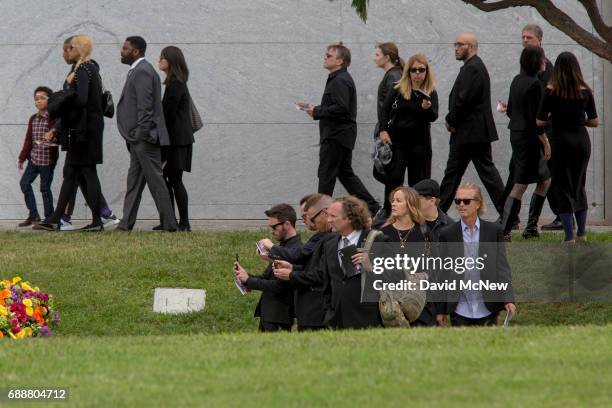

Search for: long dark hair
xmin=160 ymin=46 xmax=189 ymax=84
xmin=549 ymin=51 xmax=591 ymax=99
xmin=520 ymin=46 xmax=544 ymax=76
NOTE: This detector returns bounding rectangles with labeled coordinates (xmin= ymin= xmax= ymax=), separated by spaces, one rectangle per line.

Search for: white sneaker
xmin=60 ymin=219 xmax=75 ymax=231
xmin=102 ymin=213 xmax=120 ymax=228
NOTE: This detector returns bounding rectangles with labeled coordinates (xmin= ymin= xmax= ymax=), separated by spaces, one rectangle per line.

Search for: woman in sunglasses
xmin=378 ymin=54 xmax=438 ymax=217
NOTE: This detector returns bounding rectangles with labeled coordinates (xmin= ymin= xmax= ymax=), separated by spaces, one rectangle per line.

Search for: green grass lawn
xmin=1 ymin=231 xmax=612 ymax=407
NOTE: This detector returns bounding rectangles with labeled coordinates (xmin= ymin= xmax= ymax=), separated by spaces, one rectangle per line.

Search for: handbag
xmin=188 ymin=94 xmax=203 ymax=133
xmin=385 ymin=95 xmax=400 ymax=131
xmin=101 ymin=85 xmax=115 ymax=118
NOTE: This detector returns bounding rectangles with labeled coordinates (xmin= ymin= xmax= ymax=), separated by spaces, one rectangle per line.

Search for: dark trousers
xmin=450 ymin=311 xmax=499 ymax=327
xmin=439 ymin=142 xmax=505 ymax=214
xmin=383 ymin=144 xmax=431 ymax=211
xmin=258 ymin=320 xmax=292 ymax=332
xmin=65 ymin=173 xmax=110 ymax=216
xmin=318 ymin=139 xmax=379 ymax=213
xmin=20 ymin=161 xmax=55 ymax=219
xmin=163 ymin=168 xmax=190 ymax=229
xmin=47 ymin=163 xmax=102 ymax=225
xmin=297 ymin=325 xmax=326 ymax=332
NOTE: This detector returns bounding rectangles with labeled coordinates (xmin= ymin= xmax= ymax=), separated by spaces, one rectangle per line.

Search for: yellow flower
xmin=21 ymin=283 xmax=33 ymax=292
xmin=16 ymin=330 xmax=25 ymax=339
xmin=26 ymin=307 xmax=34 ymax=316
xmin=8 ymin=331 xmax=16 ymax=339
xmin=12 ymin=276 xmax=22 ymax=284
xmin=23 ymin=299 xmax=33 ymax=307
xmin=0 ymin=305 xmax=8 ymax=316
xmin=24 ymin=327 xmax=33 ymax=337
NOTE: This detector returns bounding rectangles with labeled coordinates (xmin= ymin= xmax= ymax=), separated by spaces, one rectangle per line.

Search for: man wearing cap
xmin=414 ymin=179 xmax=453 ymax=242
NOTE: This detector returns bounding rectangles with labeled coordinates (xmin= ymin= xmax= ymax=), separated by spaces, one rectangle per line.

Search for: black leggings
xmin=65 ymin=173 xmax=109 ymax=216
xmin=164 ymin=168 xmax=190 ymax=228
xmin=383 ymin=144 xmax=431 ymax=211
xmin=48 ymin=163 xmax=102 ymax=225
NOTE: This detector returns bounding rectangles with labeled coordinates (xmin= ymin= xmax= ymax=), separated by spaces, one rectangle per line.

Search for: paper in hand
xmin=340 ymin=244 xmax=359 ymax=277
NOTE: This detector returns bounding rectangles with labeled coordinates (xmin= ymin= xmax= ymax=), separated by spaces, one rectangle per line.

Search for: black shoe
xmin=504 ymin=233 xmax=512 ymax=242
xmin=541 ymin=217 xmax=563 ymax=230
xmin=32 ymin=222 xmax=59 ymax=231
xmin=18 ymin=216 xmax=41 ymax=227
xmin=179 ymin=225 xmax=192 ymax=232
xmin=81 ymin=223 xmax=104 ymax=232
xmin=115 ymin=225 xmax=131 ymax=232
xmin=152 ymin=224 xmax=163 ymax=231
xmin=372 ymin=208 xmax=389 ymax=229
xmin=522 ymin=194 xmax=546 ymax=239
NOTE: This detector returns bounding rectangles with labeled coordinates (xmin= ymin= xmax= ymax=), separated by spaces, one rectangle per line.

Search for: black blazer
xmin=507 ymin=72 xmax=544 ymax=135
xmin=245 ymin=235 xmax=302 ymax=325
xmin=376 ymin=66 xmax=402 ymax=127
xmin=313 ymin=68 xmax=358 ymax=150
xmin=319 ymin=230 xmax=382 ymax=329
xmin=445 ymin=55 xmax=498 ymax=145
xmin=289 ymin=232 xmax=337 ymax=327
xmin=59 ymin=60 xmax=105 ymax=165
xmin=438 ymin=219 xmax=514 ymax=315
xmin=162 ymin=79 xmax=195 ymax=147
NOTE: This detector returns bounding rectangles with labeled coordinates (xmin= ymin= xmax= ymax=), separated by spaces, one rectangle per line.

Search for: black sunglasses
xmin=409 ymin=67 xmax=427 ymax=73
xmin=269 ymin=221 xmax=285 ymax=230
xmin=310 ymin=208 xmax=326 ymax=223
xmin=454 ymin=198 xmax=478 ymax=205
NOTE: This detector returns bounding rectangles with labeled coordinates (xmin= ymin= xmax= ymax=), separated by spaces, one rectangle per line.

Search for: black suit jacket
xmin=438 ymin=219 xmax=514 ymax=315
xmin=446 ymin=55 xmax=498 ymax=145
xmin=319 ymin=230 xmax=382 ymax=329
xmin=162 ymin=79 xmax=195 ymax=147
xmin=245 ymin=235 xmax=302 ymax=324
xmin=507 ymin=72 xmax=544 ymax=135
xmin=313 ymin=68 xmax=358 ymax=150
xmin=289 ymin=232 xmax=337 ymax=327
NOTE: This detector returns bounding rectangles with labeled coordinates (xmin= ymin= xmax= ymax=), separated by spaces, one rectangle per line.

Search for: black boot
xmin=501 ymin=197 xmax=522 ymax=240
xmin=541 ymin=215 xmax=563 ymax=230
xmin=522 ymin=194 xmax=546 ymax=239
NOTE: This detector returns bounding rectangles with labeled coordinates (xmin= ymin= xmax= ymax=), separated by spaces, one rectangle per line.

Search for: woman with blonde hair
xmin=35 ymin=34 xmax=106 ymax=231
xmin=377 ymin=54 xmax=439 ymax=220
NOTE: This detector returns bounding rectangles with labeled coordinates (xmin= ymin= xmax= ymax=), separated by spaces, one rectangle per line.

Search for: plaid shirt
xmin=29 ymin=112 xmax=53 ymax=166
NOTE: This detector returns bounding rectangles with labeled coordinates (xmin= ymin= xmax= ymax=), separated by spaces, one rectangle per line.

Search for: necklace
xmin=394 ymin=225 xmax=414 ymax=248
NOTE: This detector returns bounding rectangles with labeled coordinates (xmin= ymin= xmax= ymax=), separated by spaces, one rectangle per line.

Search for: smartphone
xmin=414 ymin=90 xmax=430 ymax=100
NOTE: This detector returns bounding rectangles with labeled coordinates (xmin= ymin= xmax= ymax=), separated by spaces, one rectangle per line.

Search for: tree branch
xmin=462 ymin=0 xmax=535 ymax=12
xmin=578 ymin=0 xmax=612 ymax=44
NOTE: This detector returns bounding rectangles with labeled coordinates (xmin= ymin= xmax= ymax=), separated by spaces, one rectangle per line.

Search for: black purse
xmin=386 ymin=95 xmax=400 ymax=131
xmin=101 ymin=86 xmax=115 ymax=118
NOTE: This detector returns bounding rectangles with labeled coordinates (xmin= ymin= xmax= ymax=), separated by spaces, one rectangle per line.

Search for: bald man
xmin=439 ymin=33 xmax=505 ymax=217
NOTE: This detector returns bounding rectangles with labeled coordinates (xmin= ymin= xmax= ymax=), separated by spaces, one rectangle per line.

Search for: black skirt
xmin=163 ymin=144 xmax=193 ymax=172
xmin=509 ymin=131 xmax=550 ymax=184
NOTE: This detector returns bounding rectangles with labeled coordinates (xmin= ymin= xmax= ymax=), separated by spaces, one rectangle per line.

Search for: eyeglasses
xmin=454 ymin=198 xmax=478 ymax=205
xmin=453 ymin=42 xmax=469 ymax=48
xmin=409 ymin=67 xmax=427 ymax=73
xmin=269 ymin=221 xmax=285 ymax=230
xmin=310 ymin=208 xmax=327 ymax=223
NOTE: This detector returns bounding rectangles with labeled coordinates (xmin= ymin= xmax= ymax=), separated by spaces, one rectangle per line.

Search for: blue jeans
xmin=19 ymin=161 xmax=55 ymax=219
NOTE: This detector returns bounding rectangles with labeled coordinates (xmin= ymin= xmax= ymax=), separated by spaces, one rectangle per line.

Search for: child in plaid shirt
xmin=17 ymin=86 xmax=58 ymax=227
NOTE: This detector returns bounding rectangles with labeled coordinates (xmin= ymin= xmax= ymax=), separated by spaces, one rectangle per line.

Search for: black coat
xmin=446 ymin=55 xmax=498 ymax=145
xmin=507 ymin=72 xmax=544 ymax=136
xmin=245 ymin=235 xmax=302 ymax=325
xmin=377 ymin=66 xmax=402 ymax=127
xmin=162 ymin=79 xmax=195 ymax=147
xmin=60 ymin=60 xmax=105 ymax=165
xmin=438 ymin=219 xmax=515 ymax=315
xmin=288 ymin=232 xmax=337 ymax=327
xmin=313 ymin=68 xmax=358 ymax=150
xmin=320 ymin=230 xmax=383 ymax=329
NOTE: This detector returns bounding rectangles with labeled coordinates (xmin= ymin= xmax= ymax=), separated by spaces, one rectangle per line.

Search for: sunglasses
xmin=269 ymin=221 xmax=285 ymax=230
xmin=409 ymin=67 xmax=427 ymax=73
xmin=454 ymin=198 xmax=478 ymax=205
xmin=310 ymin=208 xmax=326 ymax=223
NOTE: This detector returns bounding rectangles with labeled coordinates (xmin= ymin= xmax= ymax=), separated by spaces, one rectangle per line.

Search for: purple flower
xmin=38 ymin=326 xmax=52 ymax=337
xmin=52 ymin=311 xmax=61 ymax=324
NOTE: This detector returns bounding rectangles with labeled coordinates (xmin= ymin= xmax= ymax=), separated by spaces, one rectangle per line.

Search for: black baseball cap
xmin=413 ymin=179 xmax=440 ymax=198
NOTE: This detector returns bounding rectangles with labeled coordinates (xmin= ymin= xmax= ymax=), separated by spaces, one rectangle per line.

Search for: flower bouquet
xmin=0 ymin=277 xmax=59 ymax=340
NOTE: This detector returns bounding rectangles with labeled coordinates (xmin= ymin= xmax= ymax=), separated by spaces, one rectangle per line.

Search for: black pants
xmin=65 ymin=173 xmax=110 ymax=216
xmin=318 ymin=139 xmax=379 ymax=213
xmin=258 ymin=320 xmax=292 ymax=332
xmin=48 ymin=163 xmax=102 ymax=225
xmin=450 ymin=311 xmax=499 ymax=327
xmin=163 ymin=168 xmax=190 ymax=229
xmin=439 ymin=142 xmax=505 ymax=214
xmin=383 ymin=144 xmax=431 ymax=211
xmin=297 ymin=325 xmax=326 ymax=332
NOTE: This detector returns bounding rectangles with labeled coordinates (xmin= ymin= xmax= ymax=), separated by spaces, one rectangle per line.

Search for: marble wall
xmin=0 ymin=0 xmax=607 ymax=222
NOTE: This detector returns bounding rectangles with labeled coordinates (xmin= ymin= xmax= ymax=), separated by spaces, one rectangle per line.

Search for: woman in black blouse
xmin=500 ymin=46 xmax=551 ymax=240
xmin=378 ymin=54 xmax=438 ymax=217
xmin=536 ymin=52 xmax=599 ymax=242
xmin=158 ymin=46 xmax=195 ymax=231
xmin=36 ymin=35 xmax=105 ymax=231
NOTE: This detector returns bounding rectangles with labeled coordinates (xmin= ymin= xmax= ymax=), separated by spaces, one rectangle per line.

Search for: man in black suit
xmin=315 ymin=196 xmax=382 ymax=330
xmin=234 ymin=203 xmax=302 ymax=332
xmin=300 ymin=44 xmax=380 ymax=216
xmin=273 ymin=194 xmax=337 ymax=331
xmin=437 ymin=183 xmax=516 ymax=327
xmin=439 ymin=33 xmax=505 ymax=217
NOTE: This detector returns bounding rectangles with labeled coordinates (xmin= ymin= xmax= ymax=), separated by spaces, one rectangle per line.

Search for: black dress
xmin=380 ymin=224 xmax=436 ymax=327
xmin=537 ymin=89 xmax=597 ymax=213
xmin=506 ymin=72 xmax=550 ymax=184
xmin=162 ymin=79 xmax=194 ymax=172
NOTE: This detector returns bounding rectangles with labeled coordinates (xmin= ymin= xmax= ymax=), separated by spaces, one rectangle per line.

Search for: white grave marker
xmin=153 ymin=288 xmax=206 ymax=314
